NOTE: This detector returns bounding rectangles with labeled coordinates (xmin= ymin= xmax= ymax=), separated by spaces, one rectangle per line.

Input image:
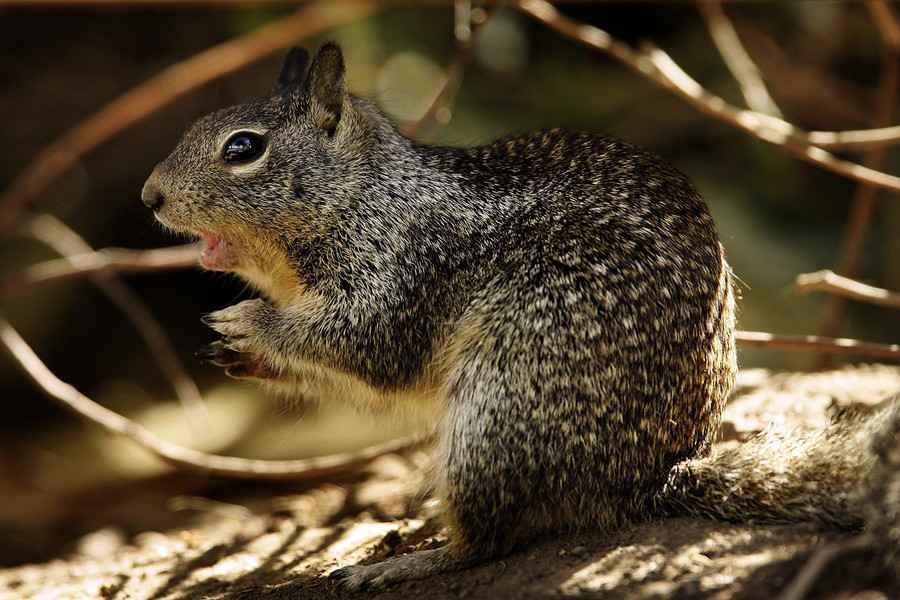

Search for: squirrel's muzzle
xmin=141 ymin=166 xmax=166 ymax=211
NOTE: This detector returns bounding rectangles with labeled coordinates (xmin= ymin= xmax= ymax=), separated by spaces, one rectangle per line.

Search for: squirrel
xmin=141 ymin=43 xmax=900 ymax=590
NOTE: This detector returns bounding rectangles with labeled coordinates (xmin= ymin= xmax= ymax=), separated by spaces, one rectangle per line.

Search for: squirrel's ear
xmin=305 ymin=42 xmax=345 ymax=134
xmin=275 ymin=47 xmax=310 ymax=93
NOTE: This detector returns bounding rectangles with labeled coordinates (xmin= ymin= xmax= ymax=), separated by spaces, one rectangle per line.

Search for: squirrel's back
xmin=398 ymin=128 xmax=738 ymax=540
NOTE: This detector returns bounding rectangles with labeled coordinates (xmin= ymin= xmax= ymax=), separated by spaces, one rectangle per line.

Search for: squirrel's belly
xmin=287 ymin=358 xmax=443 ymax=419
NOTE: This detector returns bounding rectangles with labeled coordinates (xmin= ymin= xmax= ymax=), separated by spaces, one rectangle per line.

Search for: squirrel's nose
xmin=142 ymin=187 xmax=165 ymax=211
xmin=141 ymin=167 xmax=166 ymax=211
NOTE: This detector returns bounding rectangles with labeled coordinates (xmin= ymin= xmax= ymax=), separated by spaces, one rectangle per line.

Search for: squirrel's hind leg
xmin=327 ymin=450 xmax=516 ymax=592
xmin=329 ymin=546 xmax=478 ymax=591
xmin=329 ymin=354 xmax=542 ymax=590
xmin=326 ymin=427 xmax=517 ymax=591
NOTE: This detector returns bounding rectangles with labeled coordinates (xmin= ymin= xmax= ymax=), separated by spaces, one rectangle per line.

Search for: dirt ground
xmin=2 ymin=365 xmax=900 ymax=600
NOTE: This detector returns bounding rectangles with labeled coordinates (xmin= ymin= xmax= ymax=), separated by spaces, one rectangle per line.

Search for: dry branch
xmin=402 ymin=35 xmax=470 ymax=136
xmin=21 ymin=214 xmax=206 ymax=420
xmin=728 ymin=24 xmax=872 ymax=127
xmin=735 ymin=331 xmax=900 ymax=361
xmin=1 ymin=241 xmax=200 ymax=298
xmin=0 ymin=314 xmax=425 ymax=480
xmin=403 ymin=2 xmax=490 ymax=137
xmin=0 ymin=0 xmax=379 ymax=231
xmin=817 ymin=0 xmax=899 ymax=363
xmin=5 ymin=0 xmax=900 ymax=234
xmin=797 ymin=270 xmax=900 ymax=310
xmin=806 ymin=125 xmax=900 ymax=151
xmin=5 ymin=298 xmax=896 ymax=485
xmin=697 ymin=0 xmax=781 ymax=117
xmin=517 ymin=0 xmax=900 ymax=192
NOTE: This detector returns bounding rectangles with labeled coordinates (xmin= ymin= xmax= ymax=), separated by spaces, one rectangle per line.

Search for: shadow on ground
xmin=2 ymin=365 xmax=900 ymax=600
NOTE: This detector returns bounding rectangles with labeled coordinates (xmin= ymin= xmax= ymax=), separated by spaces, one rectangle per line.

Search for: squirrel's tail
xmin=656 ymin=397 xmax=900 ymax=529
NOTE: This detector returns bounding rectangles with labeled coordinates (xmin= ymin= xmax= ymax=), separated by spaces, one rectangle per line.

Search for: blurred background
xmin=0 ymin=0 xmax=898 ymax=568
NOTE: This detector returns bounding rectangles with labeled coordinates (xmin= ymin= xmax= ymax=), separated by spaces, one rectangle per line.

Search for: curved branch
xmin=806 ymin=125 xmax=900 ymax=150
xmin=0 ymin=241 xmax=200 ymax=298
xmin=796 ymin=270 xmax=900 ymax=310
xmin=735 ymin=330 xmax=900 ymax=361
xmin=518 ymin=0 xmax=900 ymax=192
xmin=403 ymin=2 xmax=491 ymax=137
xmin=816 ymin=0 xmax=900 ymax=364
xmin=698 ymin=0 xmax=782 ymax=117
xmin=0 ymin=314 xmax=425 ymax=480
xmin=0 ymin=0 xmax=379 ymax=230
xmin=21 ymin=215 xmax=206 ymax=420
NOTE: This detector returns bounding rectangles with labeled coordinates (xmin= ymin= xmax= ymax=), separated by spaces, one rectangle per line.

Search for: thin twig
xmin=1 ymin=240 xmax=200 ymax=297
xmin=697 ymin=0 xmax=782 ymax=117
xmin=776 ymin=533 xmax=874 ymax=600
xmin=403 ymin=1 xmax=490 ymax=138
xmin=0 ymin=314 xmax=426 ymax=480
xmin=405 ymin=55 xmax=466 ymax=137
xmin=517 ymin=0 xmax=900 ymax=193
xmin=732 ymin=24 xmax=872 ymax=127
xmin=806 ymin=125 xmax=900 ymax=151
xmin=0 ymin=0 xmax=379 ymax=231
xmin=797 ymin=270 xmax=900 ymax=310
xmin=817 ymin=1 xmax=899 ymax=362
xmin=22 ymin=214 xmax=205 ymax=421
xmin=4 ymin=0 xmax=900 ymax=231
xmin=735 ymin=331 xmax=900 ymax=361
xmin=832 ymin=15 xmax=899 ymax=278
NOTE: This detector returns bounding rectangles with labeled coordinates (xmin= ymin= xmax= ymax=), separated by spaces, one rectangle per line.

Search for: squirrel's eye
xmin=222 ymin=132 xmax=266 ymax=164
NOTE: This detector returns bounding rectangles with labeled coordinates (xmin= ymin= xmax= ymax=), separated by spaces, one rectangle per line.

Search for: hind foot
xmin=329 ymin=546 xmax=475 ymax=591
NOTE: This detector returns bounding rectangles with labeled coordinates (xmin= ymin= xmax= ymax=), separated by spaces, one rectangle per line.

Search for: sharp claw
xmin=329 ymin=566 xmax=372 ymax=592
xmin=195 ymin=341 xmax=242 ymax=367
xmin=194 ymin=345 xmax=216 ymax=361
xmin=195 ymin=343 xmax=227 ymax=365
xmin=329 ymin=567 xmax=352 ymax=581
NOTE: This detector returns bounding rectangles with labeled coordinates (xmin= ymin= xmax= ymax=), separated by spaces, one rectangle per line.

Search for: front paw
xmin=195 ymin=340 xmax=275 ymax=380
xmin=203 ymin=298 xmax=272 ymax=355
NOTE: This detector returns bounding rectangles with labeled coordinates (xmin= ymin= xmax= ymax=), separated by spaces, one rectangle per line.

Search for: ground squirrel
xmin=141 ymin=44 xmax=900 ymax=590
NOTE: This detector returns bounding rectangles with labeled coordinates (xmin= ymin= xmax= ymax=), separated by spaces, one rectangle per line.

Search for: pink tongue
xmin=199 ymin=232 xmax=232 ymax=270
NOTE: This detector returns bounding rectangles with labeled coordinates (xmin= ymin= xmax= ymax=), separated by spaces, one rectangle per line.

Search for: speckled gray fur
xmin=143 ymin=44 xmax=900 ymax=591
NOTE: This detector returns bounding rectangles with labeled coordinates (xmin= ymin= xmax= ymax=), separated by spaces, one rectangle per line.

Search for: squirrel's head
xmin=142 ymin=43 xmax=378 ymax=277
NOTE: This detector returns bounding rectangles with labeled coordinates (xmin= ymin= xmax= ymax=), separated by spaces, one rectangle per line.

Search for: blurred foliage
xmin=0 ymin=1 xmax=898 ymax=565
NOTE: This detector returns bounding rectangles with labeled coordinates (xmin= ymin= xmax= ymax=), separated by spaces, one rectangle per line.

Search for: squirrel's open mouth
xmin=198 ymin=231 xmax=239 ymax=271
